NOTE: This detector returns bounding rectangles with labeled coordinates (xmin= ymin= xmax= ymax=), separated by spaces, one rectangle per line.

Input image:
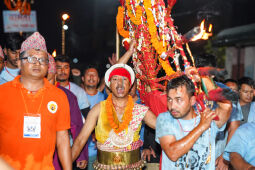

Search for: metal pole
xmin=62 ymin=20 xmax=65 ymax=55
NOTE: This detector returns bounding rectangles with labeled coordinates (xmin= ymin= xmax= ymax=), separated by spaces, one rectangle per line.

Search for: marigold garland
xmin=116 ymin=6 xmax=130 ymax=38
xmin=106 ymin=93 xmax=134 ymax=134
xmin=159 ymin=58 xmax=175 ymax=76
xmin=143 ymin=0 xmax=166 ymax=55
xmin=126 ymin=0 xmax=142 ymax=25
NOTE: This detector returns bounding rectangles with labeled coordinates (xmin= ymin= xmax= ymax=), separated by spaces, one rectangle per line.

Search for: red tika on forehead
xmin=108 ymin=68 xmax=131 ymax=84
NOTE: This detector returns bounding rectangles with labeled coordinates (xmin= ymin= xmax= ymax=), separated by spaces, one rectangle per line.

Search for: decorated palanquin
xmin=116 ymin=0 xmax=218 ymax=116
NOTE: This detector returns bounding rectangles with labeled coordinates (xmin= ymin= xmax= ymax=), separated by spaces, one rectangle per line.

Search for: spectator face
xmin=167 ymin=85 xmax=196 ymax=120
xmin=83 ymin=68 xmax=100 ymax=88
xmin=110 ymin=75 xmax=130 ymax=98
xmin=239 ymin=84 xmax=254 ymax=104
xmin=4 ymin=48 xmax=20 ymax=68
xmin=19 ymin=49 xmax=48 ymax=79
xmin=56 ymin=61 xmax=70 ymax=82
xmin=225 ymin=82 xmax=238 ymax=93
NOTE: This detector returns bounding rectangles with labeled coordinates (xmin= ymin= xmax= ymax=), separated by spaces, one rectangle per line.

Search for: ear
xmin=190 ymin=96 xmax=196 ymax=106
xmin=81 ymin=76 xmax=84 ymax=82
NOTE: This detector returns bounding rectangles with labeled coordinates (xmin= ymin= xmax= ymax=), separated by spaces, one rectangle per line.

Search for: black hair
xmin=167 ymin=75 xmax=195 ymax=97
xmin=238 ymin=77 xmax=254 ymax=90
xmin=224 ymin=79 xmax=238 ymax=85
xmin=54 ymin=55 xmax=71 ymax=64
xmin=194 ymin=53 xmax=216 ymax=68
xmin=4 ymin=33 xmax=24 ymax=51
xmin=82 ymin=64 xmax=100 ymax=76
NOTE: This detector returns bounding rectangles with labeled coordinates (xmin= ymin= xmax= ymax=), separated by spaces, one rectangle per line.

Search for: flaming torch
xmin=182 ymin=20 xmax=213 ymax=43
xmin=191 ymin=20 xmax=212 ymax=41
xmin=52 ymin=49 xmax=57 ymax=57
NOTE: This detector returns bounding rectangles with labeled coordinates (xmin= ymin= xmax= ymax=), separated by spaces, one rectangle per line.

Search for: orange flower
xmin=159 ymin=58 xmax=175 ymax=76
xmin=126 ymin=0 xmax=142 ymax=25
xmin=116 ymin=6 xmax=130 ymax=38
xmin=106 ymin=93 xmax=134 ymax=134
xmin=144 ymin=0 xmax=166 ymax=55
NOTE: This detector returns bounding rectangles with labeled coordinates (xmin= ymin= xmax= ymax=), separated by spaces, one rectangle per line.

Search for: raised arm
xmin=98 ymin=41 xmax=136 ymax=92
xmin=159 ymin=108 xmax=216 ymax=161
xmin=71 ymin=103 xmax=100 ymax=161
xmin=201 ymin=77 xmax=232 ymax=128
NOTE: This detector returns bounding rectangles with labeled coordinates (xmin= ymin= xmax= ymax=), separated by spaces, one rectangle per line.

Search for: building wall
xmin=225 ymin=46 xmax=255 ymax=80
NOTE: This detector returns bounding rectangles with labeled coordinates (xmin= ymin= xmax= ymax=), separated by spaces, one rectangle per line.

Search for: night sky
xmin=1 ymin=0 xmax=255 ymax=75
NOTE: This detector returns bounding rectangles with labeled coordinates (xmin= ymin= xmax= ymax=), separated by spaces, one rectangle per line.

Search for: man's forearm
xmin=162 ymin=125 xmax=205 ymax=161
xmin=230 ymin=152 xmax=254 ymax=170
xmin=56 ymin=130 xmax=72 ymax=170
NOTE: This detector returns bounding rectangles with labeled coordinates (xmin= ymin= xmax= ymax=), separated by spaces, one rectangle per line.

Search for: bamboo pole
xmin=116 ymin=26 xmax=120 ymax=61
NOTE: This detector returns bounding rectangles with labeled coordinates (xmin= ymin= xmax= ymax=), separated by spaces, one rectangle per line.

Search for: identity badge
xmin=23 ymin=113 xmax=41 ymax=138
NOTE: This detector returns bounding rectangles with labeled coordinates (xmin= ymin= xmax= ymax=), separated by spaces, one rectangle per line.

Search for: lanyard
xmin=177 ymin=116 xmax=197 ymax=133
xmin=20 ymin=87 xmax=44 ymax=113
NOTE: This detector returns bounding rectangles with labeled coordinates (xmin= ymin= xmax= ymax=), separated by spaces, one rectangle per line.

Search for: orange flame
xmin=52 ymin=50 xmax=57 ymax=57
xmin=191 ymin=20 xmax=213 ymax=41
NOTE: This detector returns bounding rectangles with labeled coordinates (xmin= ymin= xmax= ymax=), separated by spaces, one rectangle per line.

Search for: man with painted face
xmin=0 ymin=33 xmax=23 ymax=84
xmin=0 ymin=32 xmax=72 ymax=169
xmin=156 ymin=74 xmax=232 ymax=170
xmin=71 ymin=64 xmax=156 ymax=169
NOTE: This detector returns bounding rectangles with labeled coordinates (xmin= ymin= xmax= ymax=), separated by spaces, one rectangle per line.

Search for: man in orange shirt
xmin=0 ymin=32 xmax=72 ymax=170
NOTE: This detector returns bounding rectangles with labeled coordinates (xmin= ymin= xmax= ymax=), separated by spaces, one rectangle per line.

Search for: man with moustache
xmin=55 ymin=55 xmax=90 ymax=121
xmin=0 ymin=32 xmax=71 ymax=169
xmin=0 ymin=33 xmax=23 ymax=84
xmin=156 ymin=74 xmax=232 ymax=170
xmin=82 ymin=65 xmax=105 ymax=170
xmin=71 ymin=64 xmax=157 ymax=169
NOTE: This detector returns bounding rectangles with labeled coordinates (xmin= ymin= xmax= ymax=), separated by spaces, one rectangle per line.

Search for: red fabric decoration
xmin=123 ymin=41 xmax=130 ymax=51
xmin=108 ymin=68 xmax=131 ymax=84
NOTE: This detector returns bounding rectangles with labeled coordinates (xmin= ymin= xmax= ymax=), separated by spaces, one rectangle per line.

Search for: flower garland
xmin=106 ymin=93 xmax=134 ymax=134
xmin=159 ymin=58 xmax=175 ymax=76
xmin=4 ymin=0 xmax=31 ymax=15
xmin=116 ymin=6 xmax=130 ymax=38
xmin=143 ymin=0 xmax=166 ymax=55
xmin=126 ymin=0 xmax=142 ymax=25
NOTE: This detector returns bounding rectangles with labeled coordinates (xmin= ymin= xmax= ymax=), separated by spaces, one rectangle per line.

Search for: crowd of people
xmin=0 ymin=32 xmax=255 ymax=170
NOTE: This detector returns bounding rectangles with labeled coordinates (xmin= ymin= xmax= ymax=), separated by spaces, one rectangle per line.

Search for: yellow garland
xmin=126 ymin=0 xmax=142 ymax=25
xmin=159 ymin=58 xmax=175 ymax=76
xmin=144 ymin=0 xmax=166 ymax=55
xmin=116 ymin=6 xmax=130 ymax=38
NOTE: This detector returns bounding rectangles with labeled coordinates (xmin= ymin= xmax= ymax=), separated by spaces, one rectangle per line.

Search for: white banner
xmin=3 ymin=10 xmax=37 ymax=33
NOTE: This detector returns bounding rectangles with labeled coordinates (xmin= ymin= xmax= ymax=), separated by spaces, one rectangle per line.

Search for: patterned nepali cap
xmin=21 ymin=32 xmax=47 ymax=53
xmin=48 ymin=53 xmax=56 ymax=74
xmin=0 ymin=45 xmax=4 ymax=58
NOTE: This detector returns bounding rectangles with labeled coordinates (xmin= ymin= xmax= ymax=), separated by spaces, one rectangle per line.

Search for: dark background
xmin=1 ymin=0 xmax=255 ymax=75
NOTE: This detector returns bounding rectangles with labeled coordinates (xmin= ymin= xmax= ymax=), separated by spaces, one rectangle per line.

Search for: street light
xmin=61 ymin=13 xmax=70 ymax=55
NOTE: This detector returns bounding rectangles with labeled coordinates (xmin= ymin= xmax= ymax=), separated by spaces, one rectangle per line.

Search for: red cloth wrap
xmin=108 ymin=68 xmax=131 ymax=84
